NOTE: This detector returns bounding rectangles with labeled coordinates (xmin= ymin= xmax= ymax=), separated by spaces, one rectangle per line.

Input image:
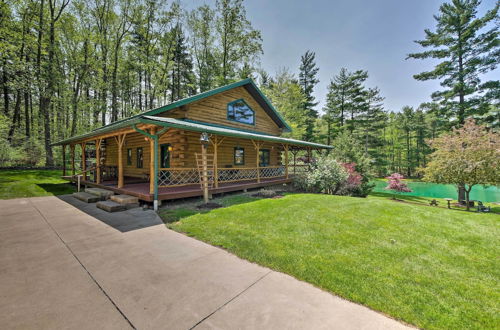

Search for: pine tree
xmin=298 ymin=50 xmax=319 ymax=141
xmin=358 ymin=87 xmax=386 ymax=168
xmin=408 ymin=0 xmax=499 ymax=125
xmin=170 ymin=24 xmax=195 ymax=102
xmin=324 ymin=68 xmax=350 ymax=143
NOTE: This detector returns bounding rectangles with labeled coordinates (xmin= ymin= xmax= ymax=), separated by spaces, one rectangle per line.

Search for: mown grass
xmin=170 ymin=193 xmax=500 ymax=329
xmin=371 ymin=191 xmax=500 ymax=213
xmin=0 ymin=169 xmax=74 ymax=199
xmin=159 ymin=194 xmax=261 ymax=223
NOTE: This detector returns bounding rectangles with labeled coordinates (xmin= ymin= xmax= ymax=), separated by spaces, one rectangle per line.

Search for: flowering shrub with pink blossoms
xmin=385 ymin=173 xmax=412 ymax=199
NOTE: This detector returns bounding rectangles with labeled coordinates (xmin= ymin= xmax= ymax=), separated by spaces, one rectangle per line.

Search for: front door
xmin=160 ymin=144 xmax=170 ymax=168
xmin=259 ymin=149 xmax=270 ymax=167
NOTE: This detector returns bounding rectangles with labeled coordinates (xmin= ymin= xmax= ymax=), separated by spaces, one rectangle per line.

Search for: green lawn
xmin=169 ymin=193 xmax=500 ymax=329
xmin=0 ymin=169 xmax=74 ymax=199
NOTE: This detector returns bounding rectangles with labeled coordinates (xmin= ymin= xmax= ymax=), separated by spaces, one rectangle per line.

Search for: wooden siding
xmin=103 ymin=129 xmax=283 ymax=174
xmin=157 ymin=86 xmax=282 ymax=136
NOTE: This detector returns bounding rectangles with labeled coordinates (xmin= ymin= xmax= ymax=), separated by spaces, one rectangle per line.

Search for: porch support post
xmin=284 ymin=144 xmax=289 ymax=179
xmin=210 ymin=136 xmax=225 ymax=189
xmin=213 ymin=136 xmax=218 ymax=189
xmin=95 ymin=138 xmax=102 ymax=184
xmin=291 ymin=149 xmax=298 ymax=175
xmin=201 ymin=142 xmax=209 ymax=203
xmin=70 ymin=144 xmax=75 ymax=175
xmin=133 ymin=124 xmax=169 ymax=211
xmin=149 ymin=127 xmax=156 ymax=195
xmin=114 ymin=134 xmax=126 ymax=188
xmin=252 ymin=140 xmax=261 ymax=183
xmin=81 ymin=142 xmax=86 ymax=180
xmin=62 ymin=145 xmax=66 ymax=176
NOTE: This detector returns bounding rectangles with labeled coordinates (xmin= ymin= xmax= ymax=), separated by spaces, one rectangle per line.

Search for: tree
xmin=408 ymin=0 xmax=499 ymax=125
xmin=385 ymin=173 xmax=412 ymax=199
xmin=332 ymin=131 xmax=374 ymax=196
xmin=323 ymin=67 xmax=351 ymax=144
xmin=261 ymin=69 xmax=307 ymax=139
xmin=215 ymin=0 xmax=262 ymax=85
xmin=187 ymin=5 xmax=217 ymax=92
xmin=400 ymin=106 xmax=415 ymax=177
xmin=423 ymin=119 xmax=500 ymax=210
xmin=169 ymin=23 xmax=195 ymax=102
xmin=298 ymin=50 xmax=319 ymax=141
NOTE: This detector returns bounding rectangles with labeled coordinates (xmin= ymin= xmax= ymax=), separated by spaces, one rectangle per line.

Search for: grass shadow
xmin=369 ymin=191 xmax=433 ymax=204
xmin=37 ymin=183 xmax=75 ymax=196
xmin=160 ymin=193 xmax=264 ymax=224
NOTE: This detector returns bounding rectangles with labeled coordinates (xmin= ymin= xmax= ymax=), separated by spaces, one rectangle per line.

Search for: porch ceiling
xmin=139 ymin=116 xmax=332 ymax=149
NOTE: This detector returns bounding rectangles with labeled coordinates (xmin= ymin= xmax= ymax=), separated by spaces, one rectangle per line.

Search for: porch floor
xmin=76 ymin=177 xmax=293 ymax=202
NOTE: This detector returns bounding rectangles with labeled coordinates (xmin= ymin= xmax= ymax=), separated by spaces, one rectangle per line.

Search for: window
xmin=127 ymin=149 xmax=132 ymax=165
xmin=234 ymin=147 xmax=245 ymax=165
xmin=136 ymin=147 xmax=143 ymax=168
xmin=259 ymin=149 xmax=270 ymax=167
xmin=227 ymin=99 xmax=255 ymax=125
xmin=160 ymin=144 xmax=171 ymax=168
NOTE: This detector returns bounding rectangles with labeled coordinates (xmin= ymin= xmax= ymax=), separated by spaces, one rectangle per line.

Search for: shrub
xmin=385 ymin=173 xmax=412 ymax=199
xmin=21 ymin=138 xmax=44 ymax=166
xmin=294 ymin=155 xmax=349 ymax=194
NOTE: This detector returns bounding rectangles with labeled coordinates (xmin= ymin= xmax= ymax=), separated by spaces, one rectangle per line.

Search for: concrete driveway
xmin=0 ymin=196 xmax=410 ymax=330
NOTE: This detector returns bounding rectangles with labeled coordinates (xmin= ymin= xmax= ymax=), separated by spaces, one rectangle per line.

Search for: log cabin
xmin=53 ymin=78 xmax=332 ymax=209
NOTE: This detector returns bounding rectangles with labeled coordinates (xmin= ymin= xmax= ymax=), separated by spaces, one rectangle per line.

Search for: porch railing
xmin=158 ymin=165 xmax=309 ymax=188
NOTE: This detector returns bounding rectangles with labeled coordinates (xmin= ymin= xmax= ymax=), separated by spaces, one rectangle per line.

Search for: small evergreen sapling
xmin=385 ymin=173 xmax=412 ymax=199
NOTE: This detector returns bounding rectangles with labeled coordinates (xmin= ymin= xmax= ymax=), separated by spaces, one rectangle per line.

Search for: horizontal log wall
xmin=103 ymin=128 xmax=282 ymax=174
xmin=180 ymin=86 xmax=282 ymax=136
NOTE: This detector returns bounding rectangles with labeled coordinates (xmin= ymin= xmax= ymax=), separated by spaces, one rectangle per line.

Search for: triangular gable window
xmin=227 ymin=99 xmax=255 ymax=125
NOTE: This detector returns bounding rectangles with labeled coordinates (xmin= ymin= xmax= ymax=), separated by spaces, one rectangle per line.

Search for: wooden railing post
xmin=95 ymin=138 xmax=102 ymax=184
xmin=115 ymin=134 xmax=127 ymax=188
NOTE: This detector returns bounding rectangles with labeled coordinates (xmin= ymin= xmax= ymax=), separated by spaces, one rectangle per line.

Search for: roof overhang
xmin=52 ymin=115 xmax=332 ymax=149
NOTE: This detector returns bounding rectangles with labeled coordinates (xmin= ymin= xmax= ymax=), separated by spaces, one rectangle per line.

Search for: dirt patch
xmin=196 ymin=202 xmax=222 ymax=210
xmin=251 ymin=189 xmax=285 ymax=198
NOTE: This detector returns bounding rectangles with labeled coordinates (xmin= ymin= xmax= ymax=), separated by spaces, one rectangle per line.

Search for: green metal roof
xmin=52 ymin=114 xmax=331 ymax=149
xmin=140 ymin=116 xmax=332 ymax=149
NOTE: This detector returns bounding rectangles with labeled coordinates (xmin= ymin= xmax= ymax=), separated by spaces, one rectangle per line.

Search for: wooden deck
xmin=73 ymin=177 xmax=293 ymax=202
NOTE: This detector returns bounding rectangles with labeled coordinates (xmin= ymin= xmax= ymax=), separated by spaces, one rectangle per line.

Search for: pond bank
xmin=372 ymin=180 xmax=500 ymax=203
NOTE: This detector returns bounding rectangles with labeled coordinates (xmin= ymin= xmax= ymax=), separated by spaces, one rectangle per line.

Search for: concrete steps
xmin=72 ymin=192 xmax=100 ymax=203
xmin=96 ymin=200 xmax=126 ymax=213
xmin=85 ymin=188 xmax=115 ymax=200
xmin=73 ymin=187 xmax=140 ymax=213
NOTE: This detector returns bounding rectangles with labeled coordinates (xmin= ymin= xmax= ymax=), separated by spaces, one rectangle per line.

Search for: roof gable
xmin=101 ymin=78 xmax=291 ymax=133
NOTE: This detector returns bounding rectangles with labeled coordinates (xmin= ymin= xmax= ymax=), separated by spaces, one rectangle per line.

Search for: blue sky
xmin=185 ymin=0 xmax=498 ymax=113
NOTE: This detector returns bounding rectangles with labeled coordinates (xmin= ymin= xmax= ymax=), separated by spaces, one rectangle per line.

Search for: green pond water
xmin=372 ymin=180 xmax=500 ymax=203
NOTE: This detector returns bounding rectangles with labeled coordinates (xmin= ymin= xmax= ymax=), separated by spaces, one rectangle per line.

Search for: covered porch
xmin=57 ymin=116 xmax=331 ymax=209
